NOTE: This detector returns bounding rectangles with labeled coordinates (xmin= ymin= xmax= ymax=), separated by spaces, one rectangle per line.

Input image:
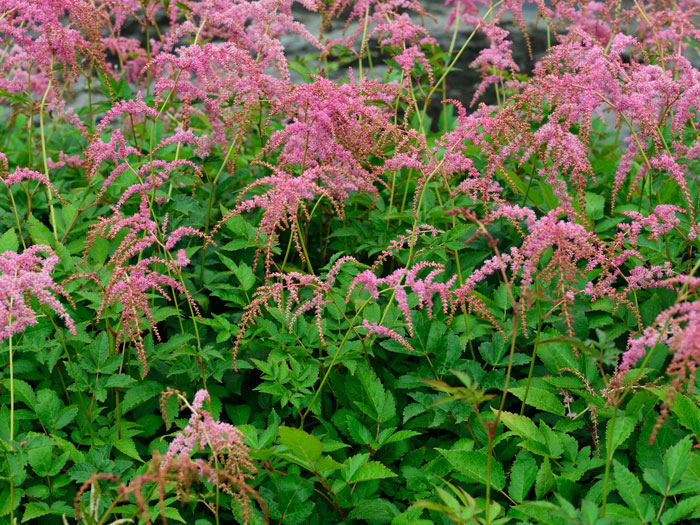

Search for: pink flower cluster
xmin=84 ymin=206 xmax=201 ymax=376
xmin=0 ymin=245 xmax=76 ymax=341
xmin=164 ymin=389 xmax=256 ymax=521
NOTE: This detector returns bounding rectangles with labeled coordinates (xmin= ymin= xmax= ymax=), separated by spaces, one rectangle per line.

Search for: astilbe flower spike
xmin=611 ymin=298 xmax=700 ymax=442
xmin=0 ymin=245 xmax=76 ymax=341
xmin=163 ymin=389 xmax=259 ymax=523
xmin=76 ymin=450 xmax=266 ymax=524
xmin=232 ymin=256 xmax=357 ymax=367
xmin=1 ymin=167 xmax=69 ymax=205
xmin=83 ymin=205 xmax=201 ymax=376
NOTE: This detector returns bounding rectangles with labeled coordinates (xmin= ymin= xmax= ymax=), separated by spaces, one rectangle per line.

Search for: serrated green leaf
xmin=663 ymin=436 xmax=692 ymax=487
xmin=314 ymin=456 xmax=342 ymax=472
xmin=27 ymin=446 xmax=53 ymax=477
xmin=104 ymin=374 xmax=136 ymax=388
xmin=539 ymin=421 xmax=563 ymax=459
xmin=21 ymin=502 xmax=50 ymax=522
xmin=535 ymin=457 xmax=555 ymax=499
xmin=438 ymin=448 xmax=506 ymax=490
xmin=509 ymin=386 xmax=565 ymax=416
xmin=643 ymin=469 xmax=667 ymax=495
xmin=278 ymin=426 xmax=322 ymax=463
xmin=498 ymin=410 xmax=540 ymax=442
xmin=234 ymin=262 xmax=255 ymax=290
xmin=660 ymin=495 xmax=700 ymax=524
xmin=114 ymin=436 xmax=142 ymax=461
xmin=348 ymin=499 xmax=399 ymax=521
xmin=0 ymin=229 xmax=19 ymax=252
xmin=27 ymin=214 xmax=53 ymax=245
xmin=347 ymin=461 xmax=397 ymax=483
xmin=607 ymin=416 xmax=636 ymax=456
xmin=509 ymin=449 xmax=537 ymax=503
xmin=613 ymin=460 xmax=649 ymax=522
xmin=585 ymin=192 xmax=605 ymax=220
xmin=2 ymin=378 xmax=35 ymax=409
xmin=121 ymin=381 xmax=161 ymax=413
xmin=381 ymin=429 xmax=421 ymax=445
xmin=670 ymin=394 xmax=700 ymax=439
xmin=347 ymin=416 xmax=372 ymax=445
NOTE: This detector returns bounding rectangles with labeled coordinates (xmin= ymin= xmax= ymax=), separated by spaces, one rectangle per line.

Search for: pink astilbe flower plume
xmin=611 ymin=298 xmax=700 ymax=443
xmin=231 ymin=256 xmax=357 ymax=368
xmin=81 ymin=207 xmax=201 ymax=376
xmin=1 ymin=166 xmax=69 ymax=205
xmin=159 ymin=389 xmax=259 ymax=523
xmin=348 ymin=261 xmax=457 ymax=340
xmin=209 ymin=164 xmax=346 ymax=275
xmin=470 ymin=23 xmax=520 ymax=105
xmin=0 ymin=245 xmax=76 ymax=341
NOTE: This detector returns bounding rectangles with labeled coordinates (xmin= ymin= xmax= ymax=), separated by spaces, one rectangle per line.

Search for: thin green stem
xmin=301 ymin=298 xmax=372 ymax=427
xmin=39 ymin=67 xmax=58 ymax=243
xmin=520 ymin=299 xmax=542 ymax=415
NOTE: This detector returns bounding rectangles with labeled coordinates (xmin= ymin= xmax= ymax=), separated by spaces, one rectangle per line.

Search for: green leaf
xmin=121 ymin=381 xmax=162 ymax=413
xmin=0 ymin=483 xmax=23 ymax=517
xmin=356 ymin=364 xmax=396 ymax=423
xmin=22 ymin=502 xmax=50 ymax=522
xmin=114 ymin=437 xmax=142 ymax=462
xmin=347 ymin=416 xmax=372 ymax=445
xmin=381 ymin=429 xmax=421 ymax=445
xmin=27 ymin=215 xmax=53 ymax=246
xmin=670 ymin=394 xmax=700 ymax=439
xmin=663 ymin=437 xmax=692 ymax=487
xmin=348 ymin=499 xmax=399 ymax=521
xmin=347 ymin=461 xmax=397 ymax=483
xmin=35 ymin=389 xmax=76 ymax=431
xmin=0 ymin=229 xmax=19 ymax=252
xmin=438 ymin=448 xmax=506 ymax=490
xmin=234 ymin=262 xmax=256 ymax=290
xmin=607 ymin=416 xmax=636 ymax=456
xmin=314 ymin=456 xmax=342 ymax=473
xmin=660 ymin=495 xmax=700 ymax=524
xmin=535 ymin=457 xmax=555 ymax=499
xmin=643 ymin=469 xmax=667 ymax=495
xmin=51 ymin=434 xmax=84 ymax=463
xmin=613 ymin=460 xmax=650 ymax=522
xmin=278 ymin=426 xmax=322 ymax=463
xmin=104 ymin=374 xmax=137 ymax=388
xmin=498 ymin=410 xmax=540 ymax=442
xmin=27 ymin=446 xmax=53 ymax=477
xmin=509 ymin=449 xmax=537 ymax=503
xmin=509 ymin=386 xmax=565 ymax=416
xmin=2 ymin=378 xmax=35 ymax=409
xmin=585 ymin=192 xmax=605 ymax=220
xmin=539 ymin=421 xmax=563 ymax=459
xmin=68 ymin=463 xmax=97 ymax=483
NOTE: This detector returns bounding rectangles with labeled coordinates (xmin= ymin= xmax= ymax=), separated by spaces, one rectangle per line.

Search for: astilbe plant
xmin=0 ymin=244 xmax=76 ymax=341
xmin=80 ymin=198 xmax=202 ymax=376
xmin=608 ymin=275 xmax=700 ymax=442
xmin=5 ymin=0 xmax=700 ymax=521
xmin=71 ymin=389 xmax=265 ymax=523
xmin=159 ymin=388 xmax=263 ymax=523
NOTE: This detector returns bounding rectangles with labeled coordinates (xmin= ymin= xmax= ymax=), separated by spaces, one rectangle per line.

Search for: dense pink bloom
xmin=0 ymin=245 xmax=76 ymax=341
xmin=613 ymin=300 xmax=700 ymax=442
xmin=470 ymin=24 xmax=519 ymax=104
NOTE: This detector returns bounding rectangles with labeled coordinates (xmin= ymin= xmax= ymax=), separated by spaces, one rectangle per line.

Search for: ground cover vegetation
xmin=1 ymin=0 xmax=700 ymax=522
